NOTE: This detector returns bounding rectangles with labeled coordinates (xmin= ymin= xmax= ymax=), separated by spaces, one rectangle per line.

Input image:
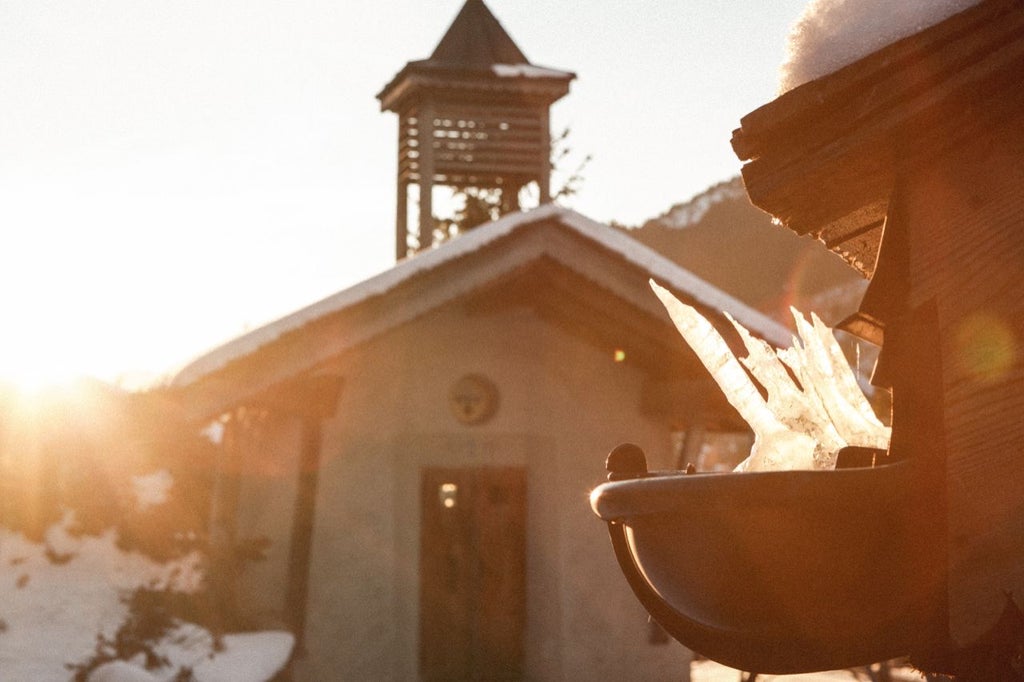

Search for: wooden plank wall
xmin=903 ymin=116 xmax=1024 ymax=646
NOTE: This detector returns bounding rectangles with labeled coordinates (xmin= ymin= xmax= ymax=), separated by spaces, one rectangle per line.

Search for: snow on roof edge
xmin=169 ymin=204 xmax=562 ymax=387
xmin=778 ymin=0 xmax=984 ymax=93
xmin=491 ymin=63 xmax=575 ymax=79
xmin=555 ymin=210 xmax=792 ymax=347
xmin=169 ymin=204 xmax=791 ymax=388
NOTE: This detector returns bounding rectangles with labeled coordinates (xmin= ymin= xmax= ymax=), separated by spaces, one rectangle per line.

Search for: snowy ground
xmin=0 ymin=515 xmax=292 ymax=681
xmin=692 ymin=659 xmax=926 ymax=682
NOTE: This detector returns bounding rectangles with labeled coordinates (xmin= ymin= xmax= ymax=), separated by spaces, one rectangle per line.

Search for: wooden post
xmin=501 ymin=184 xmax=521 ymax=214
xmin=207 ymin=410 xmax=243 ymax=631
xmin=417 ymin=104 xmax=436 ymax=252
xmin=284 ymin=417 xmax=323 ymax=658
xmin=396 ymin=176 xmax=408 ymax=261
xmin=538 ymin=107 xmax=551 ymax=204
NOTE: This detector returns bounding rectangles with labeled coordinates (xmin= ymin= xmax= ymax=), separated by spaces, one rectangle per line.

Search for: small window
xmin=439 ymin=483 xmax=458 ymax=508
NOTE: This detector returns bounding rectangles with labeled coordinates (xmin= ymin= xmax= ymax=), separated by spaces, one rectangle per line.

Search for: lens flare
xmin=953 ymin=312 xmax=1018 ymax=382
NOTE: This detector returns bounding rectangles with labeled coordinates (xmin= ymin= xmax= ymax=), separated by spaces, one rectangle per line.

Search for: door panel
xmin=419 ymin=467 xmax=526 ymax=681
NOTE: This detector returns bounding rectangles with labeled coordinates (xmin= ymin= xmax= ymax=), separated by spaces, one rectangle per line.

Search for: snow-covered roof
xmin=736 ymin=0 xmax=1021 ymax=276
xmin=170 ymin=205 xmax=792 ymax=388
xmin=780 ymin=0 xmax=984 ymax=92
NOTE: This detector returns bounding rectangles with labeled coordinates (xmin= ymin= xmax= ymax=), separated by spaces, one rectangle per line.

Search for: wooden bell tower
xmin=377 ymin=0 xmax=574 ymax=260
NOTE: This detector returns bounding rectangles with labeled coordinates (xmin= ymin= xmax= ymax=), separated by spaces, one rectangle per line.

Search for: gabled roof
xmin=731 ymin=0 xmax=1024 ymax=277
xmin=168 ymin=206 xmax=792 ymax=417
xmin=429 ymin=0 xmax=528 ymax=69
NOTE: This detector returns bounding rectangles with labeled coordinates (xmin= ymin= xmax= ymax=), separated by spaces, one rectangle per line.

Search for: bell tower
xmin=378 ymin=0 xmax=574 ymax=260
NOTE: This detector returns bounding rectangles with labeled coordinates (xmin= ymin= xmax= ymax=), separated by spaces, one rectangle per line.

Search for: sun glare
xmin=0 ymin=345 xmax=89 ymax=395
xmin=2 ymin=222 xmax=195 ymax=393
xmin=0 ymin=313 xmax=162 ymax=394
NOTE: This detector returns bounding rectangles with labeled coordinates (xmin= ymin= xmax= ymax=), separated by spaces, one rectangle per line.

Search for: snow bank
xmin=0 ymin=514 xmax=201 ymax=679
xmin=0 ymin=514 xmax=291 ymax=681
xmin=170 ymin=630 xmax=295 ymax=681
xmin=779 ymin=0 xmax=983 ymax=92
xmin=88 ymin=661 xmax=159 ymax=682
xmin=88 ymin=628 xmax=295 ymax=682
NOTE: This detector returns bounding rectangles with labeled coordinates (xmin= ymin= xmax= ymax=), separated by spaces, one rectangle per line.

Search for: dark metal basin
xmin=590 ymin=455 xmax=919 ymax=673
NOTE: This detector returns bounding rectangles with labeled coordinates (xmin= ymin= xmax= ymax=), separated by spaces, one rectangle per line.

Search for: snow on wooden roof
xmin=169 ymin=205 xmax=791 ymax=388
xmin=779 ymin=0 xmax=984 ymax=93
xmin=732 ymin=0 xmax=1024 ymax=277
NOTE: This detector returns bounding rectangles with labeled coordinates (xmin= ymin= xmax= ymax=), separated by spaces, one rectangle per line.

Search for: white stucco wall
xmin=286 ymin=301 xmax=695 ymax=681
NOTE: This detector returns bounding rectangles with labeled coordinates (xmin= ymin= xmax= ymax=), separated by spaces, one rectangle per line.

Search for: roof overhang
xmin=731 ymin=0 xmax=1024 ymax=277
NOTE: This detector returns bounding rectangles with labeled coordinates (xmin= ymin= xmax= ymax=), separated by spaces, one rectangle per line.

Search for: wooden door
xmin=419 ymin=467 xmax=526 ymax=681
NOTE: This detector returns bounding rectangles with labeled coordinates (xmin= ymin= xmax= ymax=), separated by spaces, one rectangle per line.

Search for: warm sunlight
xmin=0 ymin=354 xmax=82 ymax=395
xmin=0 ymin=322 xmax=185 ymax=392
xmin=2 ymin=276 xmax=93 ymax=391
xmin=2 ymin=218 xmax=198 ymax=391
xmin=1 ymin=190 xmax=288 ymax=390
xmin=13 ymin=0 xmax=1020 ymax=679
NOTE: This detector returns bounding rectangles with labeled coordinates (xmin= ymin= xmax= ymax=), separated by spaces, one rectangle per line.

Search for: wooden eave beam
xmin=732 ymin=0 xmax=1022 ymax=163
xmin=731 ymin=0 xmax=1024 ymax=266
xmin=247 ymin=372 xmax=344 ymax=420
xmin=172 ymin=371 xmax=343 ymax=424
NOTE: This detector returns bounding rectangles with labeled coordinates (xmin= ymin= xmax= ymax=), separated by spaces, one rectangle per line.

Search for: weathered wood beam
xmin=731 ymin=0 xmax=1024 ymax=272
xmin=283 ymin=418 xmax=323 ymax=659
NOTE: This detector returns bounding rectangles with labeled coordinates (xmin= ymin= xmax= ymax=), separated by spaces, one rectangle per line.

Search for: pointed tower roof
xmin=376 ymin=0 xmax=576 ymax=258
xmin=377 ymin=0 xmax=573 ymax=112
xmin=428 ymin=0 xmax=528 ymax=68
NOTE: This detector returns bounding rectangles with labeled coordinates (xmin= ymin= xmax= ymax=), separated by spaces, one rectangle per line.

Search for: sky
xmin=1 ymin=0 xmax=811 ymax=387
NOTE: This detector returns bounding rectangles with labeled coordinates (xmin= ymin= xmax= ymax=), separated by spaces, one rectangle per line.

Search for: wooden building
xmin=168 ymin=206 xmax=791 ymax=680
xmin=732 ymin=0 xmax=1024 ymax=674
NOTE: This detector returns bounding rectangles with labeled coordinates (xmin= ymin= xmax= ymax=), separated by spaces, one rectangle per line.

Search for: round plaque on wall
xmin=448 ymin=374 xmax=499 ymax=425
